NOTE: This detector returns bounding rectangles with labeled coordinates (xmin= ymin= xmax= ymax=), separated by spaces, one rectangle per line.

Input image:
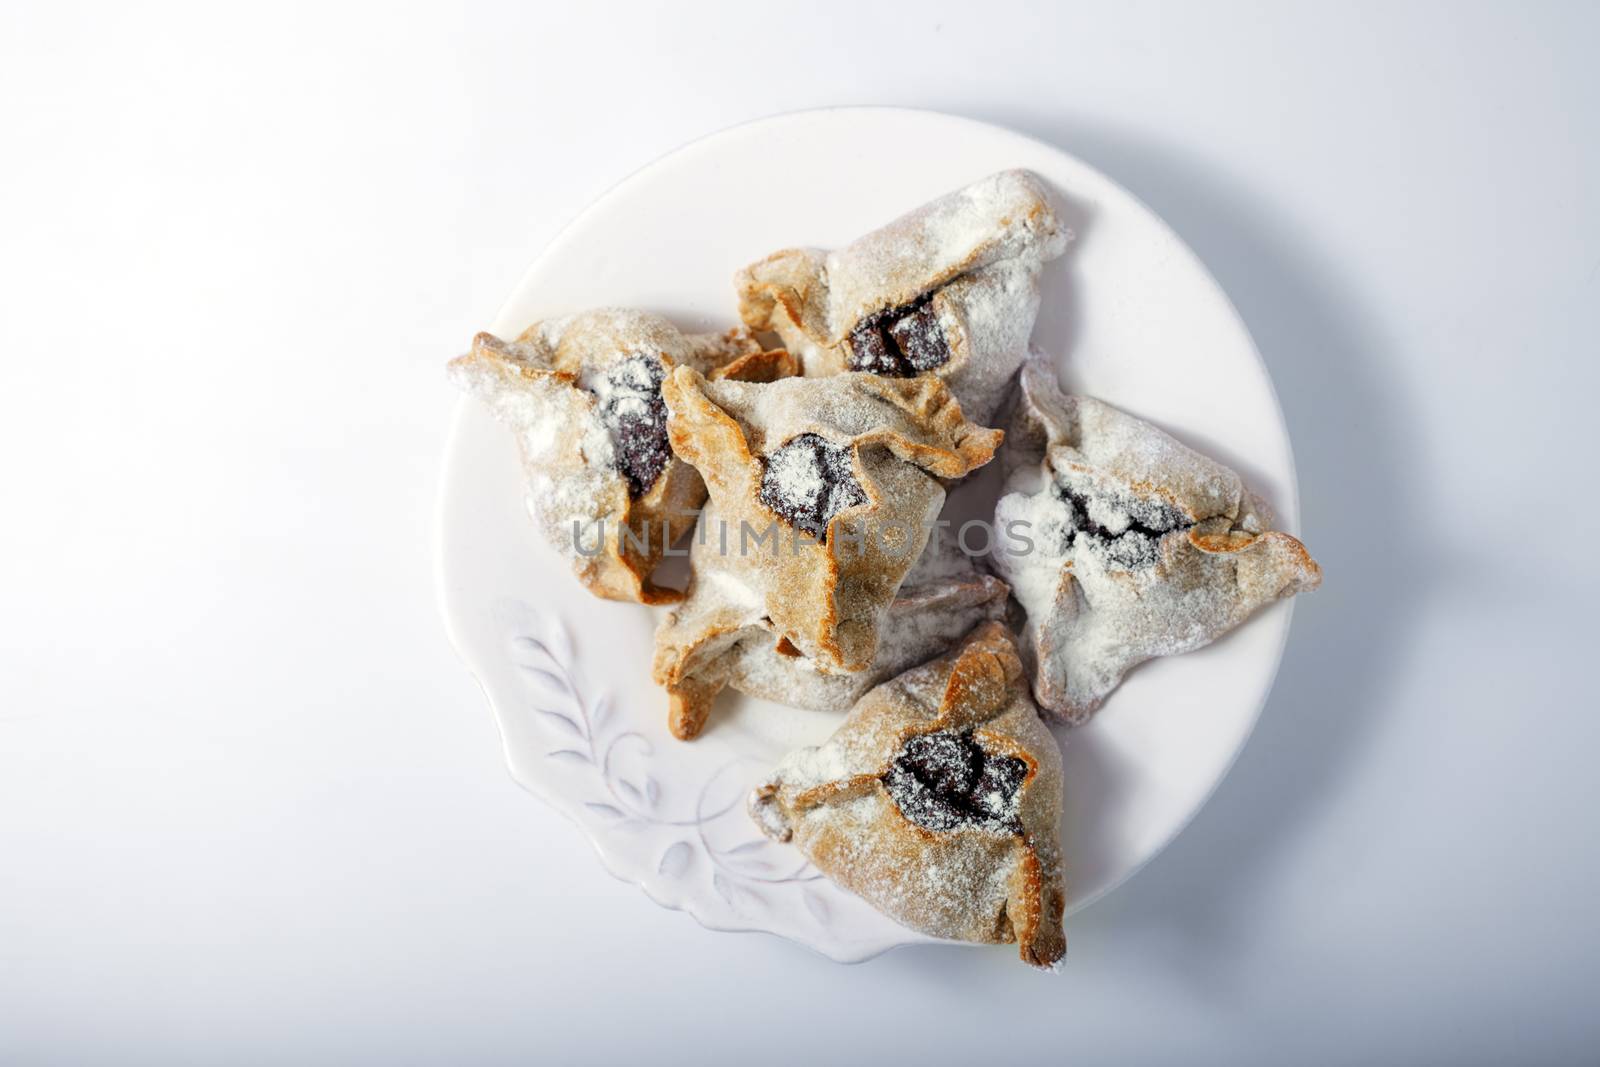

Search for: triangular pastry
xmin=749 ymin=622 xmax=1066 ymax=968
xmin=653 ymin=527 xmax=1009 ymax=736
xmin=652 ymin=368 xmax=1003 ymax=739
xmin=992 ymin=356 xmax=1322 ymax=722
xmin=735 ymin=169 xmax=1071 ymax=424
xmin=449 ymin=308 xmax=792 ymax=604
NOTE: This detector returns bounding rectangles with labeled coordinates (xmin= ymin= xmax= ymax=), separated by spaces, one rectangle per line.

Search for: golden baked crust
xmin=736 ymin=170 xmax=1071 ymax=423
xmin=449 ymin=309 xmax=792 ymax=604
xmin=749 ymin=623 xmax=1066 ymax=968
xmin=994 ymin=354 xmax=1323 ymax=721
xmin=656 ymin=529 xmax=1010 ymax=738
xmin=652 ymin=369 xmax=1002 ymax=739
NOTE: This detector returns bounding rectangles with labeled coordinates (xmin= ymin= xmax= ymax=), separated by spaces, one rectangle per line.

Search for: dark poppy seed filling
xmin=883 ymin=730 xmax=1027 ymax=835
xmin=1053 ymin=481 xmax=1193 ymax=569
xmin=847 ymin=316 xmax=900 ymax=376
xmin=846 ymin=292 xmax=952 ymax=377
xmin=758 ymin=433 xmax=867 ymax=540
xmin=594 ymin=354 xmax=669 ymax=498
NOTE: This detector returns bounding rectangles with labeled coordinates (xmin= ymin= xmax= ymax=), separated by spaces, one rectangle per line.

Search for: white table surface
xmin=3 ymin=3 xmax=1597 ymax=1063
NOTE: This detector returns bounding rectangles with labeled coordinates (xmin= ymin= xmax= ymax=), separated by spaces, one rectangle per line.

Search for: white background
xmin=3 ymin=2 xmax=1597 ymax=1063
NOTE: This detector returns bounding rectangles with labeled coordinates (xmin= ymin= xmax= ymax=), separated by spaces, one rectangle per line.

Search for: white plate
xmin=435 ymin=108 xmax=1299 ymax=963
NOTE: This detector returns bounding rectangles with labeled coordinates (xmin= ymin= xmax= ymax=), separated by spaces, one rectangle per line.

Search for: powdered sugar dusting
xmin=757 ymin=433 xmax=867 ymax=537
xmin=819 ymin=171 xmax=1066 ymax=327
xmin=747 ymin=627 xmax=1065 ymax=968
xmin=582 ymin=350 xmax=670 ymax=497
xmin=737 ymin=169 xmax=1070 ymax=424
xmin=994 ymin=357 xmax=1321 ymax=721
xmin=449 ymin=345 xmax=618 ymax=558
xmin=883 ymin=730 xmax=1025 ymax=835
xmin=680 ymin=526 xmax=1010 ymax=719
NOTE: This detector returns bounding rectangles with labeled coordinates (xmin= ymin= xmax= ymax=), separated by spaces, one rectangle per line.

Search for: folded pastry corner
xmin=749 ymin=622 xmax=1066 ymax=969
xmin=449 ymin=309 xmax=793 ymax=604
xmin=993 ymin=355 xmax=1322 ymax=722
xmin=736 ymin=169 xmax=1071 ymax=423
xmin=652 ymin=369 xmax=1003 ymax=739
xmin=654 ymin=524 xmax=1011 ymax=740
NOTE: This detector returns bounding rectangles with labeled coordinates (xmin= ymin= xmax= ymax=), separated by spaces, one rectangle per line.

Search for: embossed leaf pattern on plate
xmin=491 ymin=600 xmax=915 ymax=959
